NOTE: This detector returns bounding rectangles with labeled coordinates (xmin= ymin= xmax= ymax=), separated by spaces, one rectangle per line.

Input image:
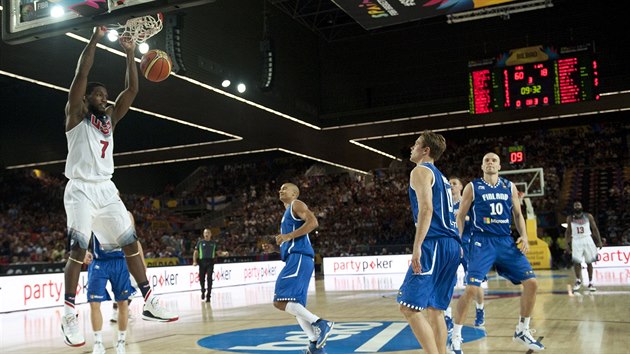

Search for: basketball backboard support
xmin=2 ymin=0 xmax=214 ymax=44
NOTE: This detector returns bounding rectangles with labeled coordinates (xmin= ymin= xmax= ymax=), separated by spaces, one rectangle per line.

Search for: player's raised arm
xmin=110 ymin=38 xmax=139 ymax=126
xmin=66 ymin=26 xmax=105 ymax=131
xmin=457 ymin=183 xmax=474 ymax=237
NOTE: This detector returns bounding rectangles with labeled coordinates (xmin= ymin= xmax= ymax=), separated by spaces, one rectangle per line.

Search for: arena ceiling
xmin=1 ymin=0 xmax=629 ymax=193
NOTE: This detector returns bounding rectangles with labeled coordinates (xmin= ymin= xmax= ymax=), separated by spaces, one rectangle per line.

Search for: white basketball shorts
xmin=571 ymin=236 xmax=598 ymax=264
xmin=64 ymin=179 xmax=135 ymax=250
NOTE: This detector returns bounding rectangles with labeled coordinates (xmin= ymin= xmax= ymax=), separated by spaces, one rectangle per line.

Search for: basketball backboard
xmin=1 ymin=0 xmax=214 ymax=44
xmin=499 ymin=167 xmax=545 ymax=198
xmin=499 ymin=167 xmax=544 ymax=219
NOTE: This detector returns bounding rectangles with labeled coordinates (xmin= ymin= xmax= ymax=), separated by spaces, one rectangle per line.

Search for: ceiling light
xmin=237 ymin=83 xmax=246 ymax=93
xmin=138 ymin=42 xmax=149 ymax=54
xmin=107 ymin=30 xmax=119 ymax=42
xmin=50 ymin=5 xmax=64 ymax=17
xmin=221 ymin=79 xmax=231 ymax=88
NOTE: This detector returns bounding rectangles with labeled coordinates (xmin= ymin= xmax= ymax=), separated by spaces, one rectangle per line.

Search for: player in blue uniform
xmin=444 ymin=177 xmax=485 ymax=331
xmin=448 ymin=153 xmax=544 ymax=353
xmin=444 ymin=177 xmax=486 ymax=334
xmin=85 ymin=233 xmax=136 ymax=354
xmin=273 ymin=183 xmax=334 ymax=354
xmin=397 ymin=131 xmax=462 ymax=354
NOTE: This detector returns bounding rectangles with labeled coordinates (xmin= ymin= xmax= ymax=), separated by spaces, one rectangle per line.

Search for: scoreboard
xmin=469 ymin=44 xmax=599 ymax=114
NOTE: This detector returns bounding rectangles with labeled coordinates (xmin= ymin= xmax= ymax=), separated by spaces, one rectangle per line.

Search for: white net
xmin=107 ymin=13 xmax=163 ymax=44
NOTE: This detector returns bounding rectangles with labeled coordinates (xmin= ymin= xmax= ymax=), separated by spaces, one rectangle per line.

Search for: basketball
xmin=140 ymin=49 xmax=172 ymax=82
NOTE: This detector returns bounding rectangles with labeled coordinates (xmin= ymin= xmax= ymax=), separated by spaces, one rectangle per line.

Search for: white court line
xmin=354 ymin=322 xmax=408 ymax=352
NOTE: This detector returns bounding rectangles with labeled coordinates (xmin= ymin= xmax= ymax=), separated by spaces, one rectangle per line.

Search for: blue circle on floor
xmin=198 ymin=321 xmax=486 ymax=353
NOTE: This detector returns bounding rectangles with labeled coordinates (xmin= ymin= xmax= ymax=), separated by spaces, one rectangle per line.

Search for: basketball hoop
xmin=106 ymin=13 xmax=163 ymax=44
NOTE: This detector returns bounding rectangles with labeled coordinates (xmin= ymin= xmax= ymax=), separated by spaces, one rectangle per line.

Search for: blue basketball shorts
xmin=467 ymin=236 xmax=536 ymax=286
xmin=87 ymin=258 xmax=135 ymax=302
xmin=461 ymin=240 xmax=471 ymax=273
xmin=274 ymin=253 xmax=314 ymax=307
xmin=397 ymin=237 xmax=461 ymax=311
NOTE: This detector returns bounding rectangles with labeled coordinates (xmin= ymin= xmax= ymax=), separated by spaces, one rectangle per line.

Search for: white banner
xmin=0 ymin=260 xmax=287 ymax=313
xmin=592 ymin=246 xmax=630 ymax=268
xmin=323 ymin=254 xmax=410 ymax=275
xmin=322 ymin=246 xmax=630 ymax=276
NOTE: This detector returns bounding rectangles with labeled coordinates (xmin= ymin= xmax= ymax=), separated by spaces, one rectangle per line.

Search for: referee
xmin=193 ymin=228 xmax=218 ymax=302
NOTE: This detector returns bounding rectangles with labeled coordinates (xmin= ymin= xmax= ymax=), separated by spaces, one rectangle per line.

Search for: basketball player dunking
xmin=61 ymin=26 xmax=177 ymax=347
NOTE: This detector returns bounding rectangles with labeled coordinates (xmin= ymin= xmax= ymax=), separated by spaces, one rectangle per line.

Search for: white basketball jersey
xmin=64 ymin=114 xmax=114 ymax=181
xmin=570 ymin=215 xmax=592 ymax=239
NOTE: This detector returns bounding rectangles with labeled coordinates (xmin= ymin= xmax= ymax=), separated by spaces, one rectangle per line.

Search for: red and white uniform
xmin=63 ymin=114 xmax=134 ymax=250
xmin=570 ymin=214 xmax=598 ymax=264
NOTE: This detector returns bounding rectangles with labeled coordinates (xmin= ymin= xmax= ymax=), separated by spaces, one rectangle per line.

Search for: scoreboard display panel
xmin=469 ymin=44 xmax=599 ymax=114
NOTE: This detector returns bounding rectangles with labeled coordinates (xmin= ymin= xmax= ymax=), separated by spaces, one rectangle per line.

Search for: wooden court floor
xmin=1 ymin=268 xmax=629 ymax=354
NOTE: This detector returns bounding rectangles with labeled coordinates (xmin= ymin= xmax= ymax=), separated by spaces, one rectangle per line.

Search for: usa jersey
xmin=470 ymin=177 xmax=513 ymax=237
xmin=454 ymin=200 xmax=473 ymax=243
xmin=65 ymin=113 xmax=114 ymax=181
xmin=279 ymin=201 xmax=315 ymax=261
xmin=91 ymin=233 xmax=125 ymax=261
xmin=408 ymin=163 xmax=459 ymax=240
xmin=570 ymin=214 xmax=592 ymax=239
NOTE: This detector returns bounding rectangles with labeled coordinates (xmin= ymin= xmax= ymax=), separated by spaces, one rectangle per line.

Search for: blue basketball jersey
xmin=279 ymin=201 xmax=315 ymax=261
xmin=470 ymin=177 xmax=513 ymax=237
xmin=408 ymin=163 xmax=459 ymax=240
xmin=92 ymin=233 xmax=125 ymax=260
xmin=454 ymin=200 xmax=473 ymax=243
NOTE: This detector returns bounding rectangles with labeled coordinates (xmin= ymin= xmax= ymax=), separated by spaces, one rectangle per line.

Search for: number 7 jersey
xmin=470 ymin=177 xmax=513 ymax=237
xmin=65 ymin=113 xmax=114 ymax=181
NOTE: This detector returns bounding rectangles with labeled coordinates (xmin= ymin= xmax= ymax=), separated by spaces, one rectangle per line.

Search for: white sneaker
xmin=92 ymin=341 xmax=106 ymax=354
xmin=111 ymin=308 xmax=118 ymax=323
xmin=572 ymin=280 xmax=582 ymax=291
xmin=142 ymin=297 xmax=179 ymax=322
xmin=588 ymin=284 xmax=597 ymax=292
xmin=513 ymin=327 xmax=545 ymax=351
xmin=447 ymin=334 xmax=463 ymax=354
xmin=116 ymin=340 xmax=126 ymax=354
xmin=61 ymin=313 xmax=85 ymax=347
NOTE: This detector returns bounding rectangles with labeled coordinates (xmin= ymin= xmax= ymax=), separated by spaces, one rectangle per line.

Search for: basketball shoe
xmin=142 ymin=297 xmax=179 ymax=322
xmin=572 ymin=279 xmax=582 ymax=291
xmin=447 ymin=333 xmax=463 ymax=354
xmin=588 ymin=283 xmax=596 ymax=292
xmin=312 ymin=319 xmax=334 ymax=349
xmin=513 ymin=326 xmax=545 ymax=351
xmin=61 ymin=313 xmax=85 ymax=347
xmin=474 ymin=307 xmax=485 ymax=327
xmin=304 ymin=341 xmax=327 ymax=354
xmin=445 ymin=313 xmax=454 ymax=333
xmin=116 ymin=340 xmax=126 ymax=354
xmin=92 ymin=341 xmax=106 ymax=354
